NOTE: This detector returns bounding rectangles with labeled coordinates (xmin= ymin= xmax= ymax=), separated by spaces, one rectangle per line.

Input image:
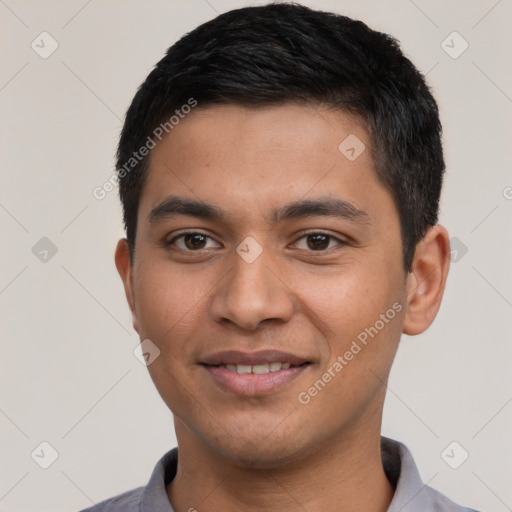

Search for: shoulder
xmin=421 ymin=485 xmax=480 ymax=512
xmin=381 ymin=437 xmax=480 ymax=512
xmin=75 ymin=447 xmax=178 ymax=512
xmin=77 ymin=486 xmax=144 ymax=512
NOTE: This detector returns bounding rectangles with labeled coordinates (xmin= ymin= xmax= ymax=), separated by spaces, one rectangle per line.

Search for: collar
xmin=139 ymin=437 xmax=476 ymax=512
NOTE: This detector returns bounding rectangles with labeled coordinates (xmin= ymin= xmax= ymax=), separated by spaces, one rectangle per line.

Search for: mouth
xmin=200 ymin=350 xmax=313 ymax=396
xmin=210 ymin=361 xmax=305 ymax=374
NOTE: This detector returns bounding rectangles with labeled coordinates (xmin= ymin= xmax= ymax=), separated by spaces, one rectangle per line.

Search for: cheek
xmin=294 ymin=269 xmax=404 ymax=430
xmin=291 ymin=262 xmax=400 ymax=339
xmin=132 ymin=262 xmax=209 ymax=413
xmin=132 ymin=258 xmax=206 ymax=352
xmin=290 ymin=259 xmax=405 ymax=401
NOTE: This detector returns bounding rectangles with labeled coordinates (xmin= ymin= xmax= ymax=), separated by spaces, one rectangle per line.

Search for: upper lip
xmin=201 ymin=350 xmax=311 ymax=366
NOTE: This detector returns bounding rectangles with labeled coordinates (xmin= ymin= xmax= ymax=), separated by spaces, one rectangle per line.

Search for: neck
xmin=167 ymin=422 xmax=394 ymax=512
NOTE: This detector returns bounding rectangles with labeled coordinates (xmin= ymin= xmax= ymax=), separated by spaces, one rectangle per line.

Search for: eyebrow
xmin=272 ymin=198 xmax=370 ymax=225
xmin=148 ymin=195 xmax=370 ymax=226
xmin=148 ymin=196 xmax=225 ymax=223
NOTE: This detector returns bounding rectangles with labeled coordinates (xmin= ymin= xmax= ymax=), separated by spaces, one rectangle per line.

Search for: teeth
xmin=252 ymin=363 xmax=269 ymax=374
xmin=220 ymin=362 xmax=295 ymax=374
xmin=269 ymin=362 xmax=282 ymax=372
xmin=236 ymin=364 xmax=252 ymax=374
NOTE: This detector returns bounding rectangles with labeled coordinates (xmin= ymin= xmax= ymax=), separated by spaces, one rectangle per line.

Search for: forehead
xmin=139 ymin=103 xmax=395 ymax=226
xmin=150 ymin=102 xmax=372 ymax=169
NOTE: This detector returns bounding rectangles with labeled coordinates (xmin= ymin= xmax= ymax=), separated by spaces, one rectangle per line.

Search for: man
xmin=81 ymin=3 xmax=479 ymax=511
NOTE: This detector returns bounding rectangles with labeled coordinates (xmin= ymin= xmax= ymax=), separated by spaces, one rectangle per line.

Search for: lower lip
xmin=203 ymin=365 xmax=310 ymax=396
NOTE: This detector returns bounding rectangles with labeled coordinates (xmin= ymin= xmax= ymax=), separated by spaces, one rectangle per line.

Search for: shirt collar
xmin=140 ymin=447 xmax=177 ymax=512
xmin=139 ymin=437 xmax=473 ymax=512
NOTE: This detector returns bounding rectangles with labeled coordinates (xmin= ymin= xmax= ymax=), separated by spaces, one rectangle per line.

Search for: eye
xmin=294 ymin=232 xmax=344 ymax=251
xmin=168 ymin=231 xmax=221 ymax=251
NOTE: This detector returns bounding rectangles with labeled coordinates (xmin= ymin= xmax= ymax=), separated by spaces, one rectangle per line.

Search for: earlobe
xmin=114 ymin=239 xmax=139 ymax=333
xmin=403 ymin=225 xmax=450 ymax=336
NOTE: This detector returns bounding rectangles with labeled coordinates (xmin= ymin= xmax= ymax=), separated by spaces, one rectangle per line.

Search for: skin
xmin=115 ymin=104 xmax=450 ymax=512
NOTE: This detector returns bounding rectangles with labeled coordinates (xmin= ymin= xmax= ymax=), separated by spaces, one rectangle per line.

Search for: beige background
xmin=1 ymin=0 xmax=511 ymax=511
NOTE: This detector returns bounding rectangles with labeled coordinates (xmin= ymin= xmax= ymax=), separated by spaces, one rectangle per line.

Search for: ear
xmin=115 ymin=239 xmax=139 ymax=334
xmin=403 ymin=225 xmax=450 ymax=336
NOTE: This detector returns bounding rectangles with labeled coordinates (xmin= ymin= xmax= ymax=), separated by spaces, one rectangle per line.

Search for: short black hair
xmin=117 ymin=2 xmax=444 ymax=271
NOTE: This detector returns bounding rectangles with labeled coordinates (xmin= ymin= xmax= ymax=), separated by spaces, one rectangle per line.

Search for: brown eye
xmin=169 ymin=232 xmax=221 ymax=251
xmin=184 ymin=233 xmax=207 ymax=250
xmin=293 ymin=232 xmax=344 ymax=252
xmin=307 ymin=234 xmax=330 ymax=250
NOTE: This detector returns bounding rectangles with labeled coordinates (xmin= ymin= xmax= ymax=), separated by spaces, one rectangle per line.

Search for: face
xmin=117 ymin=104 xmax=415 ymax=467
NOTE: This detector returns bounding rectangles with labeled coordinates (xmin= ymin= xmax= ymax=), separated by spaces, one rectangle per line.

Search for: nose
xmin=209 ymin=248 xmax=294 ymax=331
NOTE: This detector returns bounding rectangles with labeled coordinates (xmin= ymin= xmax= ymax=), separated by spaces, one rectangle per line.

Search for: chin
xmin=205 ymin=425 xmax=310 ymax=470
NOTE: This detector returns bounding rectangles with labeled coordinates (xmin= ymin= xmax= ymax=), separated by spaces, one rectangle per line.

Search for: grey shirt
xmin=78 ymin=437 xmax=479 ymax=511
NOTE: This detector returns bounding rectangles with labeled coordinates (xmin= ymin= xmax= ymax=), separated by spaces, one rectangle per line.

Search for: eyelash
xmin=166 ymin=230 xmax=347 ymax=252
xmin=167 ymin=230 xmax=219 ymax=251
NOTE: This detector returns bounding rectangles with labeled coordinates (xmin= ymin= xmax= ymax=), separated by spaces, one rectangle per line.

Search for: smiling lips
xmin=201 ymin=350 xmax=311 ymax=395
xmin=221 ymin=362 xmax=292 ymax=374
